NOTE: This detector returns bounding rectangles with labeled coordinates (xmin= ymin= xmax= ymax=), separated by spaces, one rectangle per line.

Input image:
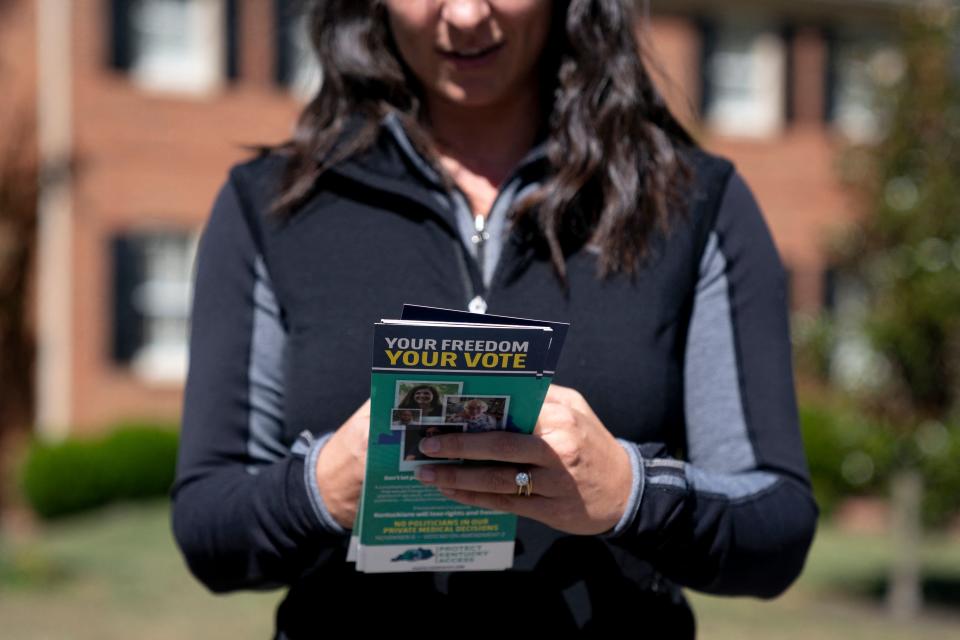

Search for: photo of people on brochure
xmin=442 ymin=395 xmax=509 ymax=432
xmin=399 ymin=424 xmax=465 ymax=470
xmin=390 ymin=408 xmax=421 ymax=430
xmin=395 ymin=381 xmax=463 ymax=423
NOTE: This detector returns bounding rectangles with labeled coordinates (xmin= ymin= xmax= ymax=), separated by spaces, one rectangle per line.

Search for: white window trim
xmin=286 ymin=11 xmax=323 ymax=100
xmin=830 ymin=27 xmax=902 ymax=143
xmin=130 ymin=229 xmax=200 ymax=386
xmin=705 ymin=19 xmax=786 ymax=139
xmin=129 ymin=0 xmax=225 ymax=96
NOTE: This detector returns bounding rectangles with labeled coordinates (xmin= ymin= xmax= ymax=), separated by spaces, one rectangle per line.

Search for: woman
xmin=391 ymin=408 xmax=418 ymax=427
xmin=172 ymin=0 xmax=818 ymax=636
xmin=397 ymin=384 xmax=444 ymax=417
xmin=450 ymin=397 xmax=500 ymax=432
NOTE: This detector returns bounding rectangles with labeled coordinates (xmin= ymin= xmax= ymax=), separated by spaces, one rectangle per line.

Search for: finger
xmin=437 ymin=487 xmax=554 ymax=521
xmin=546 ymin=385 xmax=597 ymax=419
xmin=418 ymin=431 xmax=550 ymax=466
xmin=349 ymin=398 xmax=372 ymax=421
xmin=533 ymin=401 xmax=578 ymax=437
xmin=415 ymin=464 xmax=565 ymax=497
xmin=545 ymin=384 xmax=578 ymax=405
xmin=544 ymin=385 xmax=600 ymax=422
xmin=545 ymin=384 xmax=588 ymax=411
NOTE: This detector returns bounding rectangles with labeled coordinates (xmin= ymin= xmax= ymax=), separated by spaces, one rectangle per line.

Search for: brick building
xmin=0 ymin=0 xmax=902 ymax=436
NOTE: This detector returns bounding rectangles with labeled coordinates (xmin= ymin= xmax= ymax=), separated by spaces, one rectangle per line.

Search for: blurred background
xmin=1 ymin=0 xmax=959 ymax=638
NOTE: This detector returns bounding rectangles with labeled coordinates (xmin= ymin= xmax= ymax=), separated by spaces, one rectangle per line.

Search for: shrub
xmin=800 ymin=400 xmax=896 ymax=517
xmin=915 ymin=421 xmax=960 ymax=527
xmin=20 ymin=422 xmax=179 ymax=519
xmin=800 ymin=397 xmax=960 ymax=526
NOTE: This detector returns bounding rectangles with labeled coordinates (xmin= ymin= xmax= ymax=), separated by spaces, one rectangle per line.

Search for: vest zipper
xmin=468 ymin=213 xmax=489 ymax=314
xmin=452 ymin=242 xmax=483 ymax=313
xmin=327 ymin=149 xmax=547 ymax=315
xmin=453 ymin=174 xmax=528 ymax=315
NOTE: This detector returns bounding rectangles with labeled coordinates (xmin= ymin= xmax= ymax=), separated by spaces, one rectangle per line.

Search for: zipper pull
xmin=468 ymin=296 xmax=488 ymax=314
xmin=471 ymin=213 xmax=488 ymax=244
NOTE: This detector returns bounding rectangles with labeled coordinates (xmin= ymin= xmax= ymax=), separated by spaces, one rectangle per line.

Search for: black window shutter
xmin=823 ymin=27 xmax=838 ymax=123
xmin=822 ymin=266 xmax=838 ymax=312
xmin=111 ymin=234 xmax=145 ymax=364
xmin=782 ymin=24 xmax=796 ymax=125
xmin=109 ymin=0 xmax=134 ymax=71
xmin=275 ymin=0 xmax=294 ymax=86
xmin=225 ymin=0 xmax=240 ymax=81
xmin=697 ymin=18 xmax=717 ymax=118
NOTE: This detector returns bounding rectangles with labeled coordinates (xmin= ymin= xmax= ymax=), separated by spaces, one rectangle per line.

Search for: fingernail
xmin=420 ymin=437 xmax=441 ymax=454
xmin=416 ymin=467 xmax=436 ymax=482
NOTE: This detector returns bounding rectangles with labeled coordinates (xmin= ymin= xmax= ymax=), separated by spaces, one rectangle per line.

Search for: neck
xmin=423 ymin=86 xmax=543 ymax=182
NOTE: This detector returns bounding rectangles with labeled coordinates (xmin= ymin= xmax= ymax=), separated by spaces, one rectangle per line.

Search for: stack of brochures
xmin=347 ymin=304 xmax=568 ymax=573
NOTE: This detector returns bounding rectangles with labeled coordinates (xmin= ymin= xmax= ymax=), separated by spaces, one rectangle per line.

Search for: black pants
xmin=275 ymin=537 xmax=696 ymax=637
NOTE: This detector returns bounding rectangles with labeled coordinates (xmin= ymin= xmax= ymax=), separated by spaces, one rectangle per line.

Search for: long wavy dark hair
xmin=398 ymin=384 xmax=443 ymax=417
xmin=262 ymin=0 xmax=695 ymax=278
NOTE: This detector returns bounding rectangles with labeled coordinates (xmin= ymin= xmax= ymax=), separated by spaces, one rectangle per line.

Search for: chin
xmin=435 ymin=82 xmax=508 ymax=110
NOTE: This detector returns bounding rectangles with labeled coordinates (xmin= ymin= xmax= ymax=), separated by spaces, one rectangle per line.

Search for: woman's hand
xmin=315 ymin=399 xmax=370 ymax=530
xmin=413 ymin=385 xmax=633 ymax=536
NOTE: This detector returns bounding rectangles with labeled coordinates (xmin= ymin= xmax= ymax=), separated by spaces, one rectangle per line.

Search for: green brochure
xmin=350 ymin=310 xmax=567 ymax=573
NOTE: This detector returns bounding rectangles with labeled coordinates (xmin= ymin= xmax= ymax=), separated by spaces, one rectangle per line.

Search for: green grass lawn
xmin=691 ymin=591 xmax=960 ymax=640
xmin=2 ymin=501 xmax=960 ymax=639
xmin=0 ymin=502 xmax=280 ymax=639
xmin=691 ymin=526 xmax=960 ymax=640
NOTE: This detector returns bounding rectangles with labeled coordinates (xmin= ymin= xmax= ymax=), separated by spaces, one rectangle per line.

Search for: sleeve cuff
xmin=299 ymin=431 xmax=349 ymax=536
xmin=602 ymin=438 xmax=645 ymax=539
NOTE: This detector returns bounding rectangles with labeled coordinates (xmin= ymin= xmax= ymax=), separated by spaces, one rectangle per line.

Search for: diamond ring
xmin=515 ymin=470 xmax=533 ymax=497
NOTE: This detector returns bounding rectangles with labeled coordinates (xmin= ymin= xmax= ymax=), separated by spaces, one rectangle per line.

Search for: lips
xmin=438 ymin=42 xmax=504 ymax=60
xmin=438 ymin=42 xmax=503 ymax=67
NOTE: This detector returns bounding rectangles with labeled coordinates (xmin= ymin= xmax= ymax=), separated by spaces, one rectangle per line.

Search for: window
xmin=276 ymin=2 xmax=322 ymax=98
xmin=827 ymin=272 xmax=890 ymax=392
xmin=702 ymin=21 xmax=786 ymax=138
xmin=112 ymin=230 xmax=199 ymax=384
xmin=828 ymin=31 xmax=901 ymax=142
xmin=110 ymin=0 xmax=227 ymax=94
